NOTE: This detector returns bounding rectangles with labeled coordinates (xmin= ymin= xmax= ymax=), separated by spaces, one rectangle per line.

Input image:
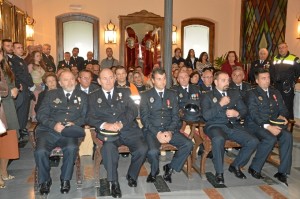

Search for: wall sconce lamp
xmin=297 ymin=17 xmax=300 ymax=39
xmin=26 ymin=16 xmax=35 ymax=41
xmin=105 ymin=20 xmax=117 ymax=44
xmin=172 ymin=25 xmax=177 ymax=45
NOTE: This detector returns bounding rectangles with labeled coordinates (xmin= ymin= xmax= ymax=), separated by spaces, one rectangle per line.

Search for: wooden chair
xmin=28 ymin=125 xmax=83 ymax=190
xmin=90 ymin=129 xmax=192 ymax=187
xmin=194 ymin=120 xmax=295 ymax=179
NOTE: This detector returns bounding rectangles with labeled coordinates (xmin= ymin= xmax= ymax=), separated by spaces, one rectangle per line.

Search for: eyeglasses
xmin=80 ymin=76 xmax=91 ymax=80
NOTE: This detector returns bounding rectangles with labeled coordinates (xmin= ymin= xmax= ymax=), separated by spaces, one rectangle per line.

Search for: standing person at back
xmin=270 ymin=42 xmax=300 ymax=119
xmin=249 ymin=48 xmax=270 ymax=84
xmin=42 ymin=44 xmax=56 ymax=73
xmin=70 ymin=47 xmax=85 ymax=71
xmin=100 ymin=47 xmax=119 ymax=69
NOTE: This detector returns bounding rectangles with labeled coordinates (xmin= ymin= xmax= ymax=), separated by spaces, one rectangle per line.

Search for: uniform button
xmin=113 ymin=113 xmax=116 ymax=115
xmin=65 ymin=119 xmax=67 ymax=121
xmin=161 ymin=123 xmax=163 ymax=125
xmin=111 ymin=105 xmax=114 ymax=107
xmin=66 ymin=112 xmax=69 ymax=115
xmin=162 ymin=117 xmax=164 ymax=118
xmin=67 ymin=107 xmax=69 ymax=109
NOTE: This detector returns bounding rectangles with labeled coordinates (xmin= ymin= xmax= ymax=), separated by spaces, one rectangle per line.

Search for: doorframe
xmin=181 ymin=18 xmax=215 ymax=64
xmin=56 ymin=13 xmax=99 ymax=62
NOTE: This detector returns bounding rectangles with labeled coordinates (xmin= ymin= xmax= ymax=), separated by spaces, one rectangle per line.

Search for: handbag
xmin=0 ymin=68 xmax=9 ymax=98
xmin=0 ymin=104 xmax=7 ymax=134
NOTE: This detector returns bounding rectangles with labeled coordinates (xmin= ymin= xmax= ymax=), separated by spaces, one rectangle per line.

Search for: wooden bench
xmin=90 ymin=129 xmax=192 ymax=187
xmin=192 ymin=120 xmax=295 ymax=179
xmin=28 ymin=124 xmax=83 ymax=190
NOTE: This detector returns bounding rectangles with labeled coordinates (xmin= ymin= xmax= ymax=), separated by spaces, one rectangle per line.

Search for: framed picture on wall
xmin=14 ymin=6 xmax=26 ymax=47
xmin=1 ymin=0 xmax=14 ymax=40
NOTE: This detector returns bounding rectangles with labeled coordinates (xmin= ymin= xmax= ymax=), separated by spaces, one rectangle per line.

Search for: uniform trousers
xmin=15 ymin=89 xmax=31 ymax=131
xmin=205 ymin=125 xmax=258 ymax=174
xmin=101 ymin=132 xmax=148 ymax=182
xmin=245 ymin=123 xmax=293 ymax=174
xmin=145 ymin=131 xmax=193 ymax=176
xmin=34 ymin=126 xmax=78 ymax=184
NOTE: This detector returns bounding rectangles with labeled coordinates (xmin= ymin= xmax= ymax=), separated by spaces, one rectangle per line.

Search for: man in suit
xmin=200 ymin=71 xmax=258 ymax=184
xmin=57 ymin=52 xmax=72 ymax=70
xmin=42 ymin=44 xmax=56 ymax=72
xmin=100 ymin=47 xmax=120 ymax=69
xmin=140 ymin=68 xmax=193 ymax=183
xmin=229 ymin=66 xmax=252 ymax=101
xmin=83 ymin=51 xmax=98 ymax=68
xmin=199 ymin=68 xmax=214 ymax=94
xmin=87 ymin=68 xmax=147 ymax=198
xmin=245 ymin=69 xmax=293 ymax=186
xmin=35 ymin=71 xmax=88 ymax=195
xmin=172 ymin=48 xmax=185 ymax=65
xmin=249 ymin=48 xmax=270 ymax=84
xmin=76 ymin=69 xmax=99 ymax=94
xmin=10 ymin=42 xmax=34 ymax=138
xmin=70 ymin=47 xmax=85 ymax=71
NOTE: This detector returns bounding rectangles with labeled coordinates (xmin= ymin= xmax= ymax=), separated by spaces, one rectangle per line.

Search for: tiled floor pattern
xmin=1 ymin=127 xmax=300 ymax=199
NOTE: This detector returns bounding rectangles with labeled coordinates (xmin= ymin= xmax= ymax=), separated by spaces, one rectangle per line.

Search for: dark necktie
xmin=222 ymin=92 xmax=226 ymax=97
xmin=107 ymin=92 xmax=112 ymax=104
xmin=184 ymin=87 xmax=188 ymax=93
xmin=265 ymin=91 xmax=269 ymax=98
xmin=159 ymin=92 xmax=163 ymax=100
xmin=66 ymin=61 xmax=69 ymax=65
xmin=260 ymin=60 xmax=263 ymax=64
xmin=66 ymin=93 xmax=70 ymax=102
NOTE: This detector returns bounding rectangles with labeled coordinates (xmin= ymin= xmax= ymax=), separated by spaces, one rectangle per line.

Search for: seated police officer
xmin=229 ymin=66 xmax=252 ymax=101
xmin=245 ymin=69 xmax=293 ymax=186
xmin=87 ymin=68 xmax=147 ymax=198
xmin=199 ymin=68 xmax=214 ymax=94
xmin=35 ymin=71 xmax=88 ymax=195
xmin=200 ymin=71 xmax=258 ymax=184
xmin=140 ymin=68 xmax=193 ymax=183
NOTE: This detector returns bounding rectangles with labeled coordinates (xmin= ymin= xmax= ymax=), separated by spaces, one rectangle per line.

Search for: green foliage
xmin=213 ymin=54 xmax=227 ymax=70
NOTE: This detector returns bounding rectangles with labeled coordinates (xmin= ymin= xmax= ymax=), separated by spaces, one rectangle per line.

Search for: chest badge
xmin=167 ymin=99 xmax=172 ymax=108
xmin=258 ymin=96 xmax=263 ymax=101
xmin=117 ymin=93 xmax=122 ymax=100
xmin=150 ymin=97 xmax=154 ymax=103
xmin=53 ymin=98 xmax=62 ymax=104
xmin=213 ymin=97 xmax=217 ymax=103
xmin=179 ymin=93 xmax=183 ymax=98
xmin=97 ymin=98 xmax=102 ymax=104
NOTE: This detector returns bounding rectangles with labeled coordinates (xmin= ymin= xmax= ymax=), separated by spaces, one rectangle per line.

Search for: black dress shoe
xmin=39 ymin=179 xmax=52 ymax=195
xmin=110 ymin=181 xmax=122 ymax=198
xmin=229 ymin=165 xmax=246 ymax=179
xmin=163 ymin=164 xmax=173 ymax=183
xmin=121 ymin=153 xmax=129 ymax=158
xmin=60 ymin=180 xmax=70 ymax=194
xmin=146 ymin=174 xmax=157 ymax=183
xmin=215 ymin=173 xmax=224 ymax=184
xmin=126 ymin=175 xmax=137 ymax=187
xmin=274 ymin=172 xmax=288 ymax=186
xmin=248 ymin=167 xmax=264 ymax=179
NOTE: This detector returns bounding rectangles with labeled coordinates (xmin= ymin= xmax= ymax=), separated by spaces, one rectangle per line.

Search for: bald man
xmin=249 ymin=48 xmax=270 ymax=84
xmin=87 ymin=68 xmax=147 ymax=198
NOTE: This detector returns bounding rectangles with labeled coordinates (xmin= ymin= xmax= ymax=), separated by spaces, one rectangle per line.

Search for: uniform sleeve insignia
xmin=258 ymin=96 xmax=263 ymax=101
xmin=77 ymin=97 xmax=81 ymax=102
xmin=97 ymin=98 xmax=102 ymax=104
xmin=150 ymin=97 xmax=154 ymax=103
xmin=53 ymin=98 xmax=62 ymax=104
xmin=179 ymin=93 xmax=183 ymax=98
xmin=213 ymin=97 xmax=217 ymax=103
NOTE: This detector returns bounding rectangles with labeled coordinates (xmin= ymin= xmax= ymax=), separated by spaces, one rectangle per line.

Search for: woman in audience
xmin=0 ymin=47 xmax=20 ymax=188
xmin=196 ymin=52 xmax=212 ymax=73
xmin=35 ymin=72 xmax=58 ymax=113
xmin=133 ymin=71 xmax=146 ymax=92
xmin=172 ymin=68 xmax=179 ymax=86
xmin=190 ymin=71 xmax=200 ymax=85
xmin=221 ymin=50 xmax=242 ymax=77
xmin=127 ymin=70 xmax=134 ymax=83
xmin=28 ymin=51 xmax=46 ymax=122
xmin=185 ymin=49 xmax=198 ymax=69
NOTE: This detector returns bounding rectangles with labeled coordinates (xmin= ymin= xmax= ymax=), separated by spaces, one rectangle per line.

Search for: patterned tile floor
xmin=1 ymin=127 xmax=300 ymax=199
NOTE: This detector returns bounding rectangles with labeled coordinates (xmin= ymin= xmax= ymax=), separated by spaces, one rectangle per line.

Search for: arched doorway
xmin=56 ymin=13 xmax=99 ymax=62
xmin=181 ymin=18 xmax=215 ymax=64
